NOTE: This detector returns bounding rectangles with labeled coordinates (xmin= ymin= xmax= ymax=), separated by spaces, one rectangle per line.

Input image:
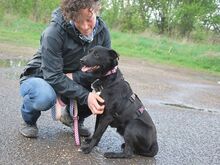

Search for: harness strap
xmin=129 ymin=93 xmax=145 ymax=116
xmin=129 ymin=93 xmax=136 ymax=102
xmin=112 ymin=93 xmax=145 ymax=119
xmin=136 ymin=106 xmax=145 ymax=116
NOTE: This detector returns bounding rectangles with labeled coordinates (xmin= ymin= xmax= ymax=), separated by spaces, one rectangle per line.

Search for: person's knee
xmin=21 ymin=78 xmax=57 ymax=111
xmin=33 ymin=92 xmax=56 ymax=111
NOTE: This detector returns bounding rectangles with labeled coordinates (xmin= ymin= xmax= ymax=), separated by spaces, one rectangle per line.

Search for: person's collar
xmin=70 ymin=19 xmax=99 ymax=43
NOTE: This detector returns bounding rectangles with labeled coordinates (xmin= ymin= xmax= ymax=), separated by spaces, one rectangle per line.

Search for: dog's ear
xmin=109 ymin=49 xmax=119 ymax=60
xmin=108 ymin=49 xmax=119 ymax=67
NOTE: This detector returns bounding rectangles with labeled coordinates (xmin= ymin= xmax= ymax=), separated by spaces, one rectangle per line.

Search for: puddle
xmin=0 ymin=59 xmax=27 ymax=68
xmin=163 ymin=103 xmax=218 ymax=113
xmin=142 ymin=98 xmax=219 ymax=114
xmin=0 ymin=59 xmax=27 ymax=80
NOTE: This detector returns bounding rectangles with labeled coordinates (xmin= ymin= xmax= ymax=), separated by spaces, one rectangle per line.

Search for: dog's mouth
xmin=81 ymin=65 xmax=100 ymax=73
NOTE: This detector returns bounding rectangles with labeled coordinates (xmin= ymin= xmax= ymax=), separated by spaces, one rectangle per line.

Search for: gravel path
xmin=0 ymin=44 xmax=220 ymax=165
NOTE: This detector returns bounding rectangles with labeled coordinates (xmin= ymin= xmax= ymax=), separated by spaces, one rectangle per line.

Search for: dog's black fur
xmin=80 ymin=46 xmax=158 ymax=158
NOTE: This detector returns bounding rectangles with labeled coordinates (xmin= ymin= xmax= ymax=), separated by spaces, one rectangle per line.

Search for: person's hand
xmin=66 ymin=73 xmax=73 ymax=79
xmin=87 ymin=92 xmax=105 ymax=115
xmin=66 ymin=73 xmax=105 ymax=114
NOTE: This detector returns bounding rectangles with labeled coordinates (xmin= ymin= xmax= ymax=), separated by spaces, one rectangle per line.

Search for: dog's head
xmin=80 ymin=46 xmax=119 ymax=75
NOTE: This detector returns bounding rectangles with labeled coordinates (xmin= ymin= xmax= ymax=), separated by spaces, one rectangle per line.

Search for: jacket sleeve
xmin=41 ymin=25 xmax=89 ymax=105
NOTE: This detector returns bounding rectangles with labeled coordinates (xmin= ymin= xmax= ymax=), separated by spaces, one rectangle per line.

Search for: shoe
xmin=60 ymin=106 xmax=73 ymax=127
xmin=19 ymin=122 xmax=38 ymax=138
xmin=60 ymin=107 xmax=91 ymax=137
xmin=78 ymin=121 xmax=91 ymax=137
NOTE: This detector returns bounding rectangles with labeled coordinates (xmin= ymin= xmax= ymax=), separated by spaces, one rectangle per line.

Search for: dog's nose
xmin=80 ymin=58 xmax=85 ymax=64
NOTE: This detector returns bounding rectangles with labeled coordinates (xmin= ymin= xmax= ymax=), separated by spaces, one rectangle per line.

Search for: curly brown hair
xmin=61 ymin=0 xmax=100 ymax=21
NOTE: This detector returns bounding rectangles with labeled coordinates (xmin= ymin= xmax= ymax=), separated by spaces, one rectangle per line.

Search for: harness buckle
xmin=129 ymin=93 xmax=136 ymax=102
xmin=91 ymin=79 xmax=103 ymax=93
xmin=113 ymin=112 xmax=119 ymax=118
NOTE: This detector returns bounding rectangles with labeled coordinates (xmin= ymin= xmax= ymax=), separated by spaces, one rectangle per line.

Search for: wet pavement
xmin=0 ymin=54 xmax=220 ymax=165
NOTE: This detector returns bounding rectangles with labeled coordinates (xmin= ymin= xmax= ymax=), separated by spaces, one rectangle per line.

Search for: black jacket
xmin=20 ymin=7 xmax=111 ymax=105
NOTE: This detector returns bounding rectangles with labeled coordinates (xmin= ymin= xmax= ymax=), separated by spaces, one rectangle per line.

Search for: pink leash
xmin=70 ymin=99 xmax=80 ymax=146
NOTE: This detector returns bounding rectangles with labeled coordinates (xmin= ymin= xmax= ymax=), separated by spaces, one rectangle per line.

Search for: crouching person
xmin=19 ymin=0 xmax=110 ymax=138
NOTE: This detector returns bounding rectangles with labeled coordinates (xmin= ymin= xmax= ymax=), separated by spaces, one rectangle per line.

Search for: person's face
xmin=73 ymin=8 xmax=97 ymax=36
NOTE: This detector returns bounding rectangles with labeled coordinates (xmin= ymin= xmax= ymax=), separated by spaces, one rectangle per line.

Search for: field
xmin=0 ymin=16 xmax=220 ymax=73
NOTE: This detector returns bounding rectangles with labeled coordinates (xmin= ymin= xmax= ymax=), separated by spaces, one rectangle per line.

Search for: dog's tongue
xmin=81 ymin=66 xmax=92 ymax=72
xmin=81 ymin=66 xmax=100 ymax=72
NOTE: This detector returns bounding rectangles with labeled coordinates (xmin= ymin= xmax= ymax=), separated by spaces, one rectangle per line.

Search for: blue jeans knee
xmin=20 ymin=77 xmax=56 ymax=124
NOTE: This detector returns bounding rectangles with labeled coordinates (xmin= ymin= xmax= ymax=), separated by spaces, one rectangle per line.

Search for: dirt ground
xmin=1 ymin=41 xmax=220 ymax=113
xmin=0 ymin=43 xmax=220 ymax=165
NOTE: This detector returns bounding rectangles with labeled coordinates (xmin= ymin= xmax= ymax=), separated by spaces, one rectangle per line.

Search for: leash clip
xmin=91 ymin=79 xmax=103 ymax=93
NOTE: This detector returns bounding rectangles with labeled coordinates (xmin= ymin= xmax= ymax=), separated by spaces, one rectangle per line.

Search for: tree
xmin=174 ymin=0 xmax=219 ymax=37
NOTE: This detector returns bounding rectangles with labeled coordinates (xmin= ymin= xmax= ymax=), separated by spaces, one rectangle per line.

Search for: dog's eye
xmin=94 ymin=52 xmax=99 ymax=58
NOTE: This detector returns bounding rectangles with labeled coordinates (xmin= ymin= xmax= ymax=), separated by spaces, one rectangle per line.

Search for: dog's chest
xmin=92 ymin=78 xmax=138 ymax=124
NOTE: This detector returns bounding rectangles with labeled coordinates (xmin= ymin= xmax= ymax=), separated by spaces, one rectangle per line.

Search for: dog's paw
xmin=104 ymin=152 xmax=133 ymax=159
xmin=80 ymin=145 xmax=92 ymax=154
xmin=84 ymin=137 xmax=92 ymax=144
xmin=104 ymin=152 xmax=117 ymax=158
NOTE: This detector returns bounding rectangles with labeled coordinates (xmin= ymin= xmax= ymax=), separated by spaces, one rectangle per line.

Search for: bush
xmin=191 ymin=29 xmax=207 ymax=42
xmin=0 ymin=0 xmax=60 ymax=23
xmin=119 ymin=5 xmax=145 ymax=33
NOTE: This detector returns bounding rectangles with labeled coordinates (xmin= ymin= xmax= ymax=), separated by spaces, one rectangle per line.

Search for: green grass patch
xmin=0 ymin=15 xmax=46 ymax=47
xmin=0 ymin=16 xmax=220 ymax=73
xmin=112 ymin=31 xmax=220 ymax=73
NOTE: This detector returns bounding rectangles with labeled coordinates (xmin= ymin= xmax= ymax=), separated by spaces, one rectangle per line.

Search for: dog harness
xmin=129 ymin=93 xmax=146 ymax=116
xmin=91 ymin=67 xmax=145 ymax=118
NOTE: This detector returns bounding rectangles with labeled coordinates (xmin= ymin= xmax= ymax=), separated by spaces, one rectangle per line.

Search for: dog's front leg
xmin=84 ymin=115 xmax=101 ymax=144
xmin=81 ymin=115 xmax=113 ymax=154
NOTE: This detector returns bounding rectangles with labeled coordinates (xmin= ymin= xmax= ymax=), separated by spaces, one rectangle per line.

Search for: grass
xmin=112 ymin=31 xmax=220 ymax=73
xmin=0 ymin=15 xmax=220 ymax=73
xmin=0 ymin=15 xmax=46 ymax=47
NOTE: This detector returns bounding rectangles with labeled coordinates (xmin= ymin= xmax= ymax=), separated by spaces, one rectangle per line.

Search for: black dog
xmin=80 ymin=46 xmax=158 ymax=158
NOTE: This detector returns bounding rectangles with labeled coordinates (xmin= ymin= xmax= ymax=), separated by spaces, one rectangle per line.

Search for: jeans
xmin=20 ymin=77 xmax=92 ymax=125
xmin=20 ymin=77 xmax=57 ymax=125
